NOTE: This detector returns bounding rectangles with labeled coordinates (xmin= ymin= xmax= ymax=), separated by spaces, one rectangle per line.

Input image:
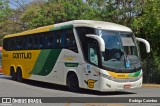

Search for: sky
xmin=9 ymin=0 xmax=33 ymax=9
xmin=9 ymin=0 xmax=86 ymax=9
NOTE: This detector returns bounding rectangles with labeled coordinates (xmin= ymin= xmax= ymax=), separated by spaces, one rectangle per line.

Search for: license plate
xmin=124 ymin=84 xmax=131 ymax=89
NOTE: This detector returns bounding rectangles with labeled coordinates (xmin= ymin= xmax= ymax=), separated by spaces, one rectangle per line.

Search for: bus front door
xmin=83 ymin=42 xmax=100 ymax=90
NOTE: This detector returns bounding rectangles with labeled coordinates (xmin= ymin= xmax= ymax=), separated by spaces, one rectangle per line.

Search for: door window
xmin=88 ymin=43 xmax=98 ymax=66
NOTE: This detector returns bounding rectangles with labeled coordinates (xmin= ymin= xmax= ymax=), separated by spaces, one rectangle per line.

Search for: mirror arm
xmin=136 ymin=37 xmax=150 ymax=53
xmin=86 ymin=34 xmax=105 ymax=52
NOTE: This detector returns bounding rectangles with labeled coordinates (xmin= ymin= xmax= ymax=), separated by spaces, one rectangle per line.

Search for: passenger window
xmin=53 ymin=33 xmax=57 ymax=48
xmin=28 ymin=37 xmax=33 ymax=49
xmin=39 ymin=35 xmax=44 ymax=49
xmin=34 ymin=36 xmax=39 ymax=49
xmin=17 ymin=38 xmax=23 ymax=50
xmin=22 ymin=37 xmax=27 ymax=50
xmin=10 ymin=38 xmax=16 ymax=50
xmin=47 ymin=33 xmax=54 ymax=48
xmin=61 ymin=31 xmax=66 ymax=48
xmin=3 ymin=39 xmax=9 ymax=50
xmin=65 ymin=30 xmax=78 ymax=52
xmin=56 ymin=31 xmax=61 ymax=48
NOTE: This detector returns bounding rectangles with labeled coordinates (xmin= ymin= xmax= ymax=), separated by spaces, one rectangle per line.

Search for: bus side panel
xmin=28 ymin=49 xmax=84 ymax=86
xmin=63 ymin=49 xmax=84 ymax=87
xmin=28 ymin=49 xmax=64 ymax=84
xmin=2 ymin=50 xmax=41 ymax=78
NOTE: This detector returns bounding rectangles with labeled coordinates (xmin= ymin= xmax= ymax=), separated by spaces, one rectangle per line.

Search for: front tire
xmin=67 ymin=73 xmax=80 ymax=92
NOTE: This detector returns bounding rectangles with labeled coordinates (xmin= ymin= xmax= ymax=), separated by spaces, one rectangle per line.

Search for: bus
xmin=0 ymin=47 xmax=2 ymax=73
xmin=2 ymin=20 xmax=150 ymax=92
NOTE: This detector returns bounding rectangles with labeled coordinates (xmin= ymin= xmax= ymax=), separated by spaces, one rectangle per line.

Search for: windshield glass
xmin=98 ymin=30 xmax=140 ymax=70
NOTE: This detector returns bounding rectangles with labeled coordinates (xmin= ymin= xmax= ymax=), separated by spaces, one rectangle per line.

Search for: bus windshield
xmin=98 ymin=30 xmax=141 ymax=71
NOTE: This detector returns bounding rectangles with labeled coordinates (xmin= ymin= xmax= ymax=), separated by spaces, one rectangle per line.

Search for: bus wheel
xmin=10 ymin=67 xmax=16 ymax=80
xmin=16 ymin=68 xmax=23 ymax=82
xmin=67 ymin=73 xmax=80 ymax=92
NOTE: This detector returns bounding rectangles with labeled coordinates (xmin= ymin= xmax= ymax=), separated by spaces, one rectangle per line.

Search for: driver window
xmin=88 ymin=44 xmax=98 ymax=66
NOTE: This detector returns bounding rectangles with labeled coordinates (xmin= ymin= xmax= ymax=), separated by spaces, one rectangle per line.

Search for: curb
xmin=143 ymin=84 xmax=160 ymax=88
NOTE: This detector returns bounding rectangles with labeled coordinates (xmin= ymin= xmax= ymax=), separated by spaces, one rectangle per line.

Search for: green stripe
xmin=30 ymin=49 xmax=62 ymax=76
xmin=128 ymin=73 xmax=135 ymax=77
xmin=133 ymin=70 xmax=141 ymax=77
xmin=30 ymin=50 xmax=51 ymax=74
xmin=38 ymin=49 xmax=61 ymax=76
xmin=50 ymin=24 xmax=73 ymax=31
xmin=128 ymin=70 xmax=141 ymax=77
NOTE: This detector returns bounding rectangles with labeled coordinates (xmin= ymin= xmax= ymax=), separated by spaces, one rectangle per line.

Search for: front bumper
xmin=99 ymin=76 xmax=142 ymax=92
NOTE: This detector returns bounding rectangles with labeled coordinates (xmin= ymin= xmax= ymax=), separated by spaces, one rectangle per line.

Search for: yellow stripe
xmin=107 ymin=71 xmax=131 ymax=78
xmin=64 ymin=58 xmax=74 ymax=61
xmin=4 ymin=25 xmax=54 ymax=38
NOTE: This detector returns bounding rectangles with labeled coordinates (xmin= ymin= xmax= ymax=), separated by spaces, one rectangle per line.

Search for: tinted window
xmin=56 ymin=31 xmax=61 ymax=48
xmin=28 ymin=37 xmax=33 ymax=49
xmin=33 ymin=36 xmax=39 ymax=49
xmin=65 ymin=29 xmax=77 ymax=52
xmin=58 ymin=29 xmax=78 ymax=52
xmin=76 ymin=27 xmax=96 ymax=58
xmin=88 ymin=43 xmax=98 ymax=65
xmin=3 ymin=28 xmax=77 ymax=51
xmin=22 ymin=36 xmax=27 ymax=49
xmin=3 ymin=39 xmax=9 ymax=50
xmin=39 ymin=34 xmax=44 ymax=49
xmin=53 ymin=33 xmax=57 ymax=48
xmin=10 ymin=38 xmax=16 ymax=50
xmin=17 ymin=38 xmax=23 ymax=50
xmin=47 ymin=32 xmax=54 ymax=48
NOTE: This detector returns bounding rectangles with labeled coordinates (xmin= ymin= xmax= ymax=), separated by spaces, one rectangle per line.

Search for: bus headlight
xmin=100 ymin=72 xmax=115 ymax=80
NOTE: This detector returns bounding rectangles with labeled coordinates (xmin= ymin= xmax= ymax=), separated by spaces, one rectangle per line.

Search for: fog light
xmin=106 ymin=84 xmax=111 ymax=88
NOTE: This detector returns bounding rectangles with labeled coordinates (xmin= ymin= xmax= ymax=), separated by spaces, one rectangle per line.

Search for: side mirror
xmin=86 ymin=34 xmax=105 ymax=52
xmin=136 ymin=37 xmax=150 ymax=53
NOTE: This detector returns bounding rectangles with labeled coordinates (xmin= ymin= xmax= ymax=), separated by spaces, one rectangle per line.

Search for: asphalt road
xmin=0 ymin=74 xmax=160 ymax=106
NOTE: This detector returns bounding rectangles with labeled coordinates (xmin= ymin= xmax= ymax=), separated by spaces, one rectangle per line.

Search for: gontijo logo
xmin=13 ymin=52 xmax=32 ymax=59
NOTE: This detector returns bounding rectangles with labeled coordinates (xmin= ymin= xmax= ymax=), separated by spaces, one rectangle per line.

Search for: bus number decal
xmin=84 ymin=79 xmax=97 ymax=88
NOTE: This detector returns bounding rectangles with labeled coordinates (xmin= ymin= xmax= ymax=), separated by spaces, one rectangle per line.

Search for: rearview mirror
xmin=136 ymin=37 xmax=150 ymax=53
xmin=86 ymin=34 xmax=105 ymax=52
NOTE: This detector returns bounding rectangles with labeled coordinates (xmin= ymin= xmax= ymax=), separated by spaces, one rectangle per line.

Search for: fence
xmin=142 ymin=59 xmax=160 ymax=84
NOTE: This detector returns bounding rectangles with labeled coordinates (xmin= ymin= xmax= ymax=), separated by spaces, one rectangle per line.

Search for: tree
xmin=0 ymin=0 xmax=12 ymax=45
xmin=62 ymin=0 xmax=101 ymax=21
xmin=21 ymin=0 xmax=100 ymax=29
xmin=20 ymin=1 xmax=64 ymax=29
xmin=133 ymin=0 xmax=160 ymax=83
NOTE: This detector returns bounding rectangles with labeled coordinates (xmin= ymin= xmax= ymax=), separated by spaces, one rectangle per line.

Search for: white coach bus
xmin=2 ymin=20 xmax=150 ymax=92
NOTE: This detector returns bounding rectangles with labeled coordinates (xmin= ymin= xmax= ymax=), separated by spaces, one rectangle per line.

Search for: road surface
xmin=0 ymin=74 xmax=159 ymax=106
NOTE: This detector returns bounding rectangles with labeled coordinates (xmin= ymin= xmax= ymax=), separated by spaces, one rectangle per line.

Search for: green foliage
xmin=62 ymin=0 xmax=101 ymax=21
xmin=21 ymin=1 xmax=66 ymax=29
xmin=0 ymin=0 xmax=11 ymax=21
xmin=133 ymin=0 xmax=160 ymax=83
xmin=0 ymin=0 xmax=12 ymax=45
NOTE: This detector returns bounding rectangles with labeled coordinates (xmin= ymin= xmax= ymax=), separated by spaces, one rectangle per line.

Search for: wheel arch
xmin=10 ymin=65 xmax=16 ymax=75
xmin=66 ymin=70 xmax=82 ymax=88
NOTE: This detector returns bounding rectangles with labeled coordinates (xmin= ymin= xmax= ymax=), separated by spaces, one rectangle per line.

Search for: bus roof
xmin=4 ymin=20 xmax=132 ymax=38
